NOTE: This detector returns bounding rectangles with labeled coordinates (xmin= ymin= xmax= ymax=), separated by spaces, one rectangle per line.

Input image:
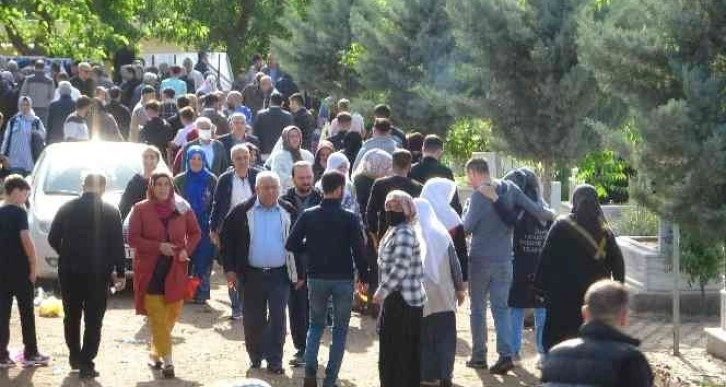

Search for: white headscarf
xmin=414 ymin=198 xmax=452 ymax=285
xmin=421 ymin=178 xmax=461 ymax=230
xmin=325 ymin=152 xmax=350 ymax=175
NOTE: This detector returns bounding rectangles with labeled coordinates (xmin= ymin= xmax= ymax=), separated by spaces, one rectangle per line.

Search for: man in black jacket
xmin=210 ymin=144 xmax=259 ymax=320
xmin=286 ymin=171 xmax=368 ymax=387
xmin=409 ymin=134 xmax=463 ymax=214
xmin=47 ymin=173 xmax=126 ymax=379
xmin=221 ymin=172 xmax=303 ymax=375
xmin=289 ymin=93 xmax=315 ymax=151
xmin=541 ymin=280 xmax=653 ymax=387
xmin=106 ymin=87 xmax=131 ymax=140
xmin=366 ymin=149 xmax=423 ymax=240
xmin=280 ymin=161 xmax=323 ymax=367
xmin=46 ymin=82 xmax=76 ymax=144
xmin=253 ymin=93 xmax=293 ymax=159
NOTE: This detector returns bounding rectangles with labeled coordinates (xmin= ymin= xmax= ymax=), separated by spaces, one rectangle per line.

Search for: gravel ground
xmin=2 ymin=271 xmax=725 ymax=387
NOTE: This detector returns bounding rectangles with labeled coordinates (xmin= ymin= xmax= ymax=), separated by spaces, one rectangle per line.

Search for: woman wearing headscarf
xmin=173 ymin=146 xmax=218 ymax=304
xmin=313 ymin=140 xmax=334 ymax=182
xmin=316 ymin=152 xmax=358 ymax=214
xmin=421 ymin=178 xmax=469 ymax=284
xmin=128 ymin=172 xmax=201 ymax=379
xmin=1 ymin=96 xmax=46 ymax=176
xmin=414 ymin=198 xmax=466 ymax=387
xmin=499 ymin=168 xmax=551 ymax=364
xmin=119 ymin=146 xmax=163 ymax=220
xmin=373 ymin=190 xmax=426 ymax=387
xmin=245 ymin=142 xmax=265 ymax=169
xmin=534 ymin=184 xmax=625 ymax=352
xmin=352 ymin=149 xmax=393 ymax=316
xmin=339 ymin=131 xmax=363 ymax=170
xmin=268 ymin=125 xmax=314 ymax=190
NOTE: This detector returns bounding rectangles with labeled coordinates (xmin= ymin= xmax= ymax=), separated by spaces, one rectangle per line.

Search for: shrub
xmin=443 ymin=118 xmax=492 ymax=167
xmin=576 ymin=150 xmax=632 ymax=204
xmin=611 ymin=206 xmax=658 ymax=236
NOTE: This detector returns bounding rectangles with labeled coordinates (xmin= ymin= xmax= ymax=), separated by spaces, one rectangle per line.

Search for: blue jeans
xmin=510 ymin=307 xmax=546 ymax=355
xmin=469 ymin=258 xmax=514 ymax=361
xmin=229 ymin=286 xmax=242 ymax=317
xmin=305 ymin=279 xmax=354 ymax=387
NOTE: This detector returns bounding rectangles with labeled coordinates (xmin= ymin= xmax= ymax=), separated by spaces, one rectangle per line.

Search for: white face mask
xmin=198 ymin=129 xmax=212 ymax=141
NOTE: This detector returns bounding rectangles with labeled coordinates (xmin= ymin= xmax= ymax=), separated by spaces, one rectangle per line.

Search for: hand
xmin=177 ymin=249 xmax=190 ymax=263
xmin=209 ymin=231 xmax=220 ymax=246
xmin=372 ymin=289 xmax=383 ymax=305
xmin=456 ymin=290 xmax=467 ymax=306
xmin=294 ymin=279 xmax=305 ymax=290
xmin=112 ymin=275 xmax=127 ymax=292
xmin=478 ymin=183 xmax=498 ymax=202
xmin=160 ymin=242 xmax=176 ymax=256
xmin=225 ymin=272 xmax=237 ymax=289
xmin=29 ymin=268 xmax=37 ymax=284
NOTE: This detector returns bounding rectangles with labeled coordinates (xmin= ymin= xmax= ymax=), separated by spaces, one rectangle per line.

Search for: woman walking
xmin=128 ymin=172 xmax=201 ymax=378
xmin=119 ymin=145 xmax=163 ymax=220
xmin=535 ymin=184 xmax=625 ymax=352
xmin=1 ymin=96 xmax=46 ymax=176
xmin=317 ymin=152 xmax=358 ymax=214
xmin=414 ymin=198 xmax=466 ymax=387
xmin=268 ymin=126 xmax=314 ymax=190
xmin=313 ymin=140 xmax=334 ymax=183
xmin=173 ymin=146 xmax=217 ymax=304
xmin=501 ymin=168 xmax=550 ymax=365
xmin=373 ymin=191 xmax=426 ymax=387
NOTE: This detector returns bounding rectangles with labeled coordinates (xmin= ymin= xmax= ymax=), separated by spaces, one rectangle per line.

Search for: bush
xmin=681 ymin=233 xmax=724 ymax=299
xmin=611 ymin=206 xmax=658 ymax=236
xmin=443 ymin=118 xmax=492 ymax=167
xmin=576 ymin=150 xmax=632 ymax=204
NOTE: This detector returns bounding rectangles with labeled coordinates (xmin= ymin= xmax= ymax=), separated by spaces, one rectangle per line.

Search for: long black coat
xmin=534 ymin=216 xmax=625 ymax=352
xmin=509 ymin=215 xmax=551 ymax=308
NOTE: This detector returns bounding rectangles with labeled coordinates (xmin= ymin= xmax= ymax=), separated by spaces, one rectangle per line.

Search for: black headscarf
xmin=571 ymin=184 xmax=605 ymax=238
xmin=504 ymin=168 xmax=545 ymax=233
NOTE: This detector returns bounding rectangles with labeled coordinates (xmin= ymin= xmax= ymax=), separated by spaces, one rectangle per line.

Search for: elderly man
xmin=176 ymin=117 xmax=227 ymax=176
xmin=224 ymin=91 xmax=253 ymax=123
xmin=541 ymin=280 xmax=653 ymax=386
xmin=253 ymin=93 xmax=292 ymax=159
xmin=70 ymin=62 xmax=96 ymax=97
xmin=47 ymin=81 xmax=77 ymax=144
xmin=20 ymin=60 xmax=54 ymax=126
xmin=221 ymin=172 xmax=303 ymax=375
xmin=210 ymin=144 xmax=260 ymax=319
xmin=280 ymin=161 xmax=323 ymax=367
xmin=243 ymin=74 xmax=277 ymax=120
xmin=217 ymin=113 xmax=260 ymax=159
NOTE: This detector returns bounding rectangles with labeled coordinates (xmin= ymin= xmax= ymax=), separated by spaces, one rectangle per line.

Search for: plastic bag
xmin=38 ymin=296 xmax=64 ymax=318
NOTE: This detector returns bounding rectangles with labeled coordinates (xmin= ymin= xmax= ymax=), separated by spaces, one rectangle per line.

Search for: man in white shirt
xmin=63 ymin=96 xmax=92 ymax=141
xmin=210 ymin=144 xmax=259 ymax=320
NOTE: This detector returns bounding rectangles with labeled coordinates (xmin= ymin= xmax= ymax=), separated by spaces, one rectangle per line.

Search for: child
xmin=0 ymin=175 xmax=50 ymax=368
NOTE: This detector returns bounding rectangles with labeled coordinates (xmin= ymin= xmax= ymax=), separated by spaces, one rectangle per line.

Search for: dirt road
xmin=2 ymin=272 xmax=725 ymax=387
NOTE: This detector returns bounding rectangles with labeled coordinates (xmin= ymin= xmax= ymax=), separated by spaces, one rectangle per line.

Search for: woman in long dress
xmin=535 ymin=184 xmax=625 ymax=352
xmin=268 ymin=126 xmax=314 ymax=190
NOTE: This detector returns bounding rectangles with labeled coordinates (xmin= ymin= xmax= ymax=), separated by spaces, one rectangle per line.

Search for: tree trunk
xmin=542 ymin=159 xmax=555 ymax=206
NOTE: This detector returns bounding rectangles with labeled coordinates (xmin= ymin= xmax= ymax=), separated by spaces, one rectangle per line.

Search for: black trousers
xmin=242 ymin=268 xmax=289 ymax=368
xmin=378 ymin=292 xmax=422 ymax=387
xmin=0 ymin=278 xmax=38 ymax=359
xmin=59 ymin=272 xmax=109 ymax=370
xmin=288 ymin=282 xmax=308 ymax=353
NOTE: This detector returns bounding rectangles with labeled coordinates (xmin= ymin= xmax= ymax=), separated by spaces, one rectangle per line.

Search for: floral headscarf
xmin=385 ymin=190 xmax=417 ymax=222
xmin=354 ymin=149 xmax=392 ymax=180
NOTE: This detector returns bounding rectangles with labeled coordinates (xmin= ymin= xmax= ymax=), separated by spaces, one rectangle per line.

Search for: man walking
xmin=221 ymin=172 xmax=303 ymax=375
xmin=210 ymin=144 xmax=259 ymax=320
xmin=254 ymin=92 xmax=292 ymax=160
xmin=409 ymin=134 xmax=462 ymax=214
xmin=20 ymin=60 xmax=54 ymax=126
xmin=352 ymin=118 xmax=399 ymax=170
xmin=286 ymin=171 xmax=369 ymax=387
xmin=289 ymin=93 xmax=315 ymax=151
xmin=48 ymin=173 xmax=126 ymax=378
xmin=541 ymin=280 xmax=654 ymax=386
xmin=463 ymin=158 xmax=554 ymax=374
xmin=281 ymin=161 xmax=323 ymax=367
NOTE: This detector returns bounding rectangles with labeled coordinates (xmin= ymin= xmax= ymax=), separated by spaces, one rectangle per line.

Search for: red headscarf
xmin=147 ymin=172 xmax=176 ymax=219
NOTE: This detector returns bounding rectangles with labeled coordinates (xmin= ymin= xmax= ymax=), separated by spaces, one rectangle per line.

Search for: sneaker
xmin=289 ymin=350 xmax=305 ymax=367
xmin=23 ymin=353 xmax=50 ymax=368
xmin=267 ymin=365 xmax=284 ymax=375
xmin=512 ymin=353 xmax=522 ymax=366
xmin=489 ymin=357 xmax=514 ymax=375
xmin=465 ymin=359 xmax=488 ymax=369
xmin=79 ymin=368 xmax=100 ymax=379
xmin=0 ymin=358 xmax=16 ymax=369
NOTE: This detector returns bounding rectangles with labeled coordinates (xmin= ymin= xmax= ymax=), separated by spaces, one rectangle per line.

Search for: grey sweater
xmin=352 ymin=136 xmax=398 ymax=171
xmin=463 ymin=180 xmax=553 ymax=261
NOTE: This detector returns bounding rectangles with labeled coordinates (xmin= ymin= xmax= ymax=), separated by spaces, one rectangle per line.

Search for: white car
xmin=28 ymin=141 xmax=168 ymax=279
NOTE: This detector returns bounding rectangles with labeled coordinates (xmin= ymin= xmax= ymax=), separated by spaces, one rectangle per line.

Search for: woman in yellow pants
xmin=129 ymin=172 xmax=201 ymax=378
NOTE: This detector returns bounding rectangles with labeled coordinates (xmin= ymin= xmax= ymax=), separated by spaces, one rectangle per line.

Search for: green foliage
xmin=611 ymin=206 xmax=658 ymax=236
xmin=681 ymin=232 xmax=724 ymax=296
xmin=579 ymin=0 xmax=726 ymax=243
xmin=272 ymin=0 xmax=367 ymax=99
xmin=576 ymin=150 xmax=631 ymax=204
xmin=442 ymin=118 xmax=492 ymax=166
xmin=449 ymin=0 xmax=605 ymax=179
xmin=352 ymin=0 xmax=456 ymax=135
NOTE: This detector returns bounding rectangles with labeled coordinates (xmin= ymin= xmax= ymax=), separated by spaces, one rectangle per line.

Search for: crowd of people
xmin=0 ymin=52 xmax=654 ymax=387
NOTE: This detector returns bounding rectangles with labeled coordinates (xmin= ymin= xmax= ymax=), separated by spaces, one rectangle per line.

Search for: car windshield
xmin=42 ymin=148 xmax=142 ymax=195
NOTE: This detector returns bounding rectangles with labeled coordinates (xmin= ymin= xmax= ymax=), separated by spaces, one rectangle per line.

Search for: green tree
xmin=271 ymin=0 xmax=366 ymax=98
xmin=449 ymin=0 xmax=606 ymax=196
xmin=352 ymin=0 xmax=456 ymax=135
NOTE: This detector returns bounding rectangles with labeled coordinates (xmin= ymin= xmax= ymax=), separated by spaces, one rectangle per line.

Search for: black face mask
xmin=386 ymin=211 xmax=406 ymax=226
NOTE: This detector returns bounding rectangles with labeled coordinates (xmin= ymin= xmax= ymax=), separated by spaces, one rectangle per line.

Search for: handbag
xmin=184 ymin=276 xmax=201 ymax=301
